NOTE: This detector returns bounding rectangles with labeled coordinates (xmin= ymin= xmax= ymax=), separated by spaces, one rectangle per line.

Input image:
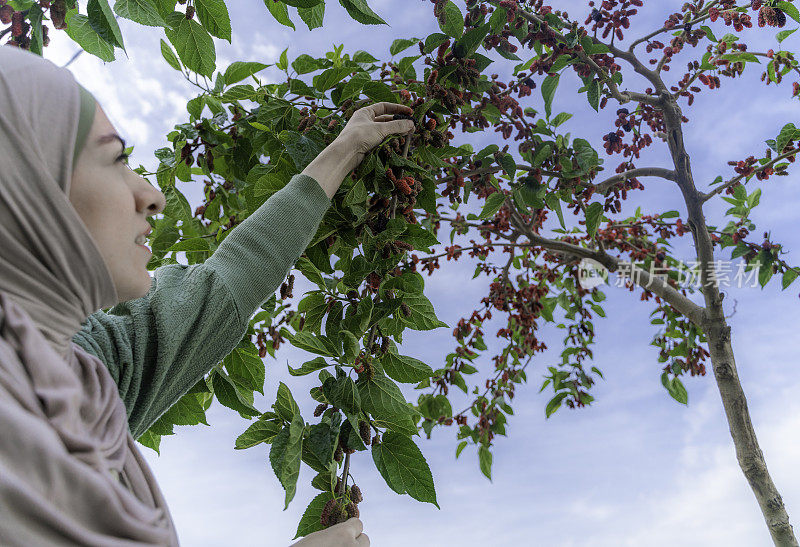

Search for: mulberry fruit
xmin=185 ymin=4 xmax=195 ymax=19
xmin=400 ymin=302 xmax=412 ymax=316
xmin=320 ymin=499 xmax=336 ymax=526
xmin=334 ymin=446 xmax=344 ymax=462
xmin=313 ymin=403 xmax=327 ymax=417
xmin=10 ymin=10 xmax=23 ymax=37
xmin=392 ymin=113 xmax=413 ymax=121
xmin=0 ymin=5 xmax=12 ymax=24
xmin=380 ymin=336 xmax=390 ymax=354
xmin=50 ymin=0 xmax=66 ymax=29
xmin=350 ymin=484 xmax=363 ymax=503
xmin=345 ymin=502 xmax=359 ymax=519
xmin=359 ymin=420 xmax=371 ymax=445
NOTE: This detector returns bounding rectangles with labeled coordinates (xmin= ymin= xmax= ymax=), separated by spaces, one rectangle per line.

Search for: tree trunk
xmin=705 ymin=320 xmax=798 ymax=546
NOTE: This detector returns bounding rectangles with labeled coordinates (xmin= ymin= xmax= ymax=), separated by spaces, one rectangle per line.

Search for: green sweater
xmin=72 ymin=174 xmax=331 ymax=440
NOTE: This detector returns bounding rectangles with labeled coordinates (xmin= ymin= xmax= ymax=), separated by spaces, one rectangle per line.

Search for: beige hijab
xmin=0 ymin=47 xmax=179 ymax=545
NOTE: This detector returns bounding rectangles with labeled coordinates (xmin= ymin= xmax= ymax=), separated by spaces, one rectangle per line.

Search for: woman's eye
xmin=117 ymin=152 xmax=130 ymax=164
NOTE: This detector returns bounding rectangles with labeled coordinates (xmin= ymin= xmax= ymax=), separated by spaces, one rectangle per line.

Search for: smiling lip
xmin=138 ymin=243 xmax=151 ymax=253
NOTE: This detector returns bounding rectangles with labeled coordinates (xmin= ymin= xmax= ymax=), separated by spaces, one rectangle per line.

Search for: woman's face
xmin=69 ymin=102 xmax=166 ymax=303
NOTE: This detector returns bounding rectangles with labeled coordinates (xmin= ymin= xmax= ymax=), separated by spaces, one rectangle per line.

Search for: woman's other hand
xmin=335 ymin=102 xmax=416 ymax=172
xmin=289 ymin=517 xmax=369 ymax=547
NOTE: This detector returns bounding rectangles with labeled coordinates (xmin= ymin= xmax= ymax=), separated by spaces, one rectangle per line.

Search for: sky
xmin=43 ymin=1 xmax=800 ymax=545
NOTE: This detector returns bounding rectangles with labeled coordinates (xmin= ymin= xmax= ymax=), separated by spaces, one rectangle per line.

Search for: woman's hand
xmin=335 ymin=102 xmax=416 ymax=173
xmin=289 ymin=517 xmax=369 ymax=547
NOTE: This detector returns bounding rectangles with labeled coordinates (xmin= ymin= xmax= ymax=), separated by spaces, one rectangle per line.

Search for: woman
xmin=0 ymin=46 xmax=415 ymax=546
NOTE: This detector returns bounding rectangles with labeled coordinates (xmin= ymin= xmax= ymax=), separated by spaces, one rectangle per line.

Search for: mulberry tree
xmin=7 ymin=0 xmax=800 ymax=543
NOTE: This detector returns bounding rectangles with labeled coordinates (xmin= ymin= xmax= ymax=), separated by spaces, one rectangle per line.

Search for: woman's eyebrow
xmin=95 ymin=133 xmax=127 ymax=151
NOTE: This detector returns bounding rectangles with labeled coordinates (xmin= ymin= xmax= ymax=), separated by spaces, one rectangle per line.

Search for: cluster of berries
xmin=756 ymin=3 xmax=788 ymax=27
xmin=708 ymin=7 xmax=753 ymax=30
xmin=585 ymin=0 xmax=642 ymax=41
xmin=1 ymin=0 xmax=63 ymax=50
xmin=320 ymin=484 xmax=363 ymax=527
xmin=279 ymin=274 xmax=295 ymax=300
xmin=353 ymin=351 xmax=375 ymax=381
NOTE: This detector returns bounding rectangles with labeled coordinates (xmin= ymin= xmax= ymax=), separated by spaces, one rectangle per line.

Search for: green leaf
xmin=552 ymin=112 xmax=572 ymax=127
xmin=455 ymin=440 xmax=468 ymax=459
xmin=274 ymin=381 xmax=301 ymax=421
xmin=776 ymin=123 xmax=800 ymax=153
xmin=306 ymin=415 xmax=341 ymax=466
xmin=150 ymin=391 xmax=209 ymax=435
xmin=699 ymin=25 xmax=717 ymax=42
xmin=545 ymin=392 xmax=567 ymax=418
xmin=782 ymin=268 xmax=799 ymax=290
xmin=289 ymin=356 xmax=329 ymax=376
xmin=452 ymin=22 xmax=490 ymax=58
xmin=587 ymin=79 xmax=601 ymax=112
xmin=87 ymin=0 xmax=125 ymax=50
xmin=292 ymin=54 xmax=325 ymax=75
xmin=423 ymin=32 xmax=449 ymax=54
xmin=160 ymin=38 xmax=182 ymax=70
xmin=27 ymin=5 xmax=43 ymax=54
xmin=113 ymin=0 xmax=166 ymax=26
xmin=545 ymin=193 xmax=565 ymax=229
xmin=776 ymin=28 xmax=797 ymax=43
xmin=298 ymin=2 xmax=325 ymax=30
xmin=64 ymin=11 xmax=116 ymax=62
xmin=439 ymin=1 xmax=463 ymax=39
xmin=358 ymin=373 xmax=418 ymax=436
xmin=362 ymin=80 xmax=398 ymax=103
xmin=479 ymin=191 xmax=507 ymax=219
xmin=390 ymin=37 xmax=420 ymax=56
xmin=758 ymin=249 xmax=775 ymax=287
xmin=293 ymin=492 xmax=333 ymax=539
xmin=195 ymin=0 xmax=231 ymax=41
xmin=136 ymin=429 xmax=162 ymax=454
xmin=398 ymin=224 xmax=440 ymax=253
xmin=669 ymin=377 xmax=688 ymax=405
xmin=323 ymin=376 xmax=361 ymax=415
xmin=224 ymin=61 xmax=269 ymax=85
xmin=478 ymin=445 xmax=492 ymax=480
xmin=235 ymin=419 xmax=282 ymax=449
xmin=164 ymin=14 xmax=216 ymax=77
xmin=541 ymin=73 xmax=560 ymax=118
xmin=777 ymin=2 xmax=800 ymax=23
xmin=381 ymin=271 xmax=425 ymax=295
xmin=269 ymin=413 xmax=305 ymax=509
xmin=338 ymin=0 xmax=387 ymax=25
xmin=283 ymin=0 xmax=324 ymax=7
xmin=585 ymin=202 xmax=604 ymax=238
xmin=211 ymin=369 xmax=261 ymax=417
xmin=381 ymin=352 xmax=434 ymax=383
xmin=397 ymin=293 xmax=449 ymax=331
xmin=264 ymin=0 xmax=295 ymax=29
xmin=224 ymin=347 xmax=266 ymax=394
xmin=371 ymin=431 xmax=438 ymax=507
xmin=497 ymin=152 xmax=517 ymax=180
xmin=281 ymin=330 xmax=338 ymax=357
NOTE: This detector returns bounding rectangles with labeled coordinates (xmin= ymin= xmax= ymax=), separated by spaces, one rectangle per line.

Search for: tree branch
xmin=700 ymin=147 xmax=800 ymax=203
xmin=595 ymin=167 xmax=678 ymax=194
xmin=504 ymin=198 xmax=706 ymax=326
xmin=628 ymin=0 xmax=719 ymax=51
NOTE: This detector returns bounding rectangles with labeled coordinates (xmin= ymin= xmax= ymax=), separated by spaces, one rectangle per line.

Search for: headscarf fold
xmin=0 ymin=46 xmax=179 ymax=545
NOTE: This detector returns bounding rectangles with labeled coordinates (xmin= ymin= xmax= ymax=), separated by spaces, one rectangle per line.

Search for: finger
xmin=356 ymin=532 xmax=370 ymax=546
xmin=342 ymin=517 xmax=363 ymax=537
xmin=381 ymin=119 xmax=415 ymax=137
xmin=369 ymin=101 xmax=414 ymax=117
xmin=374 ymin=114 xmax=394 ymax=122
